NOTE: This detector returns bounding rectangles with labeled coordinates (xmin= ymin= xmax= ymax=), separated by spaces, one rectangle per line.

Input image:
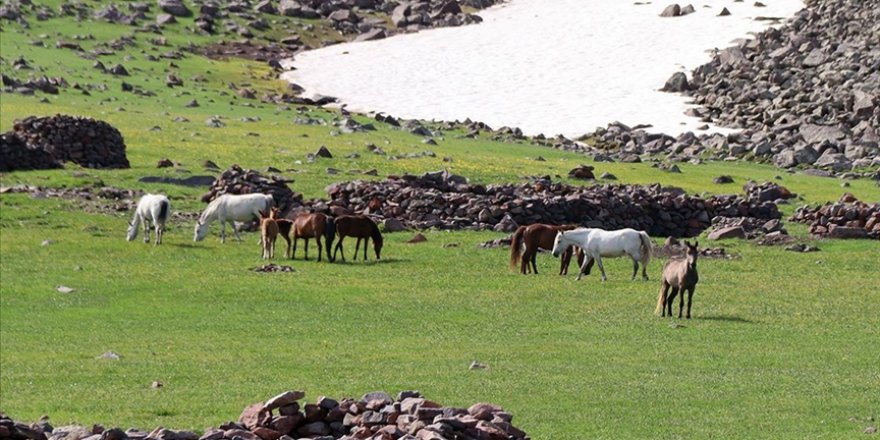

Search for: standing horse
xmin=291 ymin=212 xmax=335 ymax=261
xmin=258 ymin=209 xmax=279 ymax=259
xmin=551 ymin=227 xmax=652 ymax=281
xmin=509 ymin=224 xmax=585 ymax=275
xmin=656 ymin=240 xmax=699 ymax=318
xmin=333 ymin=215 xmax=383 ymax=262
xmin=127 ymin=194 xmax=171 ymax=245
xmin=193 ymin=193 xmax=274 ymax=243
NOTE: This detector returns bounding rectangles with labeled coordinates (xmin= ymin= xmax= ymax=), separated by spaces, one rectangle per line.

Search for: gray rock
xmin=707 ymin=226 xmax=746 ymax=240
xmin=661 ymin=72 xmax=690 ymax=92
xmin=660 ymin=4 xmax=681 ymax=17
xmin=157 ymin=0 xmax=191 ymax=17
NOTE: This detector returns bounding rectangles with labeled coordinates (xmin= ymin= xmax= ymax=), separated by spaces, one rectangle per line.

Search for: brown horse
xmin=333 ymin=215 xmax=383 ymax=262
xmin=509 ymin=224 xmax=589 ymax=275
xmin=290 ymin=212 xmax=335 ymax=262
xmin=258 ymin=209 xmax=279 ymax=259
xmin=656 ymin=240 xmax=700 ymax=319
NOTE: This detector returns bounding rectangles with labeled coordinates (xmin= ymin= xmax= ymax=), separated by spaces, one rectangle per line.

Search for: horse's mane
xmin=199 ymin=195 xmax=225 ymax=221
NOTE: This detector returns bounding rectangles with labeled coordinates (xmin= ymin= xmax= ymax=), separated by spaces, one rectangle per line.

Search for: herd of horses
xmin=127 ymin=193 xmax=699 ymax=318
xmin=127 ymin=193 xmax=383 ymax=263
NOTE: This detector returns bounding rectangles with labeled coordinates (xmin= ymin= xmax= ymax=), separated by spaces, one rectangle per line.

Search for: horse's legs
xmin=335 ymin=236 xmax=345 ymax=262
xmin=677 ymin=287 xmax=686 ymax=318
xmin=353 ymin=238 xmax=361 ymax=261
xmin=686 ymin=287 xmax=694 ymax=319
xmin=667 ymin=287 xmax=679 ymax=317
xmin=233 ymin=222 xmax=243 ymax=243
xmin=560 ymin=247 xmax=572 ymax=275
xmin=304 ymin=238 xmax=310 ymax=260
xmin=631 ymin=257 xmax=639 ymax=281
xmin=292 ymin=235 xmax=298 ymax=259
xmin=530 ymin=248 xmax=538 ymax=275
xmin=316 ymin=235 xmax=323 ymax=262
xmin=596 ymin=256 xmax=608 ymax=281
xmin=576 ymin=256 xmax=593 ymax=281
xmin=363 ymin=237 xmax=369 ymax=261
xmin=520 ymin=248 xmax=529 ymax=274
xmin=642 ymin=257 xmax=650 ymax=281
xmin=660 ymin=282 xmax=670 ymax=317
xmin=281 ymin=234 xmax=291 ymax=259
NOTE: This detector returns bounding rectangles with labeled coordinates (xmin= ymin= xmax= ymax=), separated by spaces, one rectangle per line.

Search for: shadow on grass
xmin=697 ymin=315 xmax=755 ymax=324
xmin=168 ymin=243 xmax=202 ymax=249
xmin=326 ymin=257 xmax=409 ymax=266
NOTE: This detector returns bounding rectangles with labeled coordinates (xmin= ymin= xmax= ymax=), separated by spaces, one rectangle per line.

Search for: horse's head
xmin=374 ymin=237 xmax=383 ymax=260
xmin=551 ymin=231 xmax=567 ymax=258
xmin=193 ymin=220 xmax=208 ymax=241
xmin=126 ymin=221 xmax=137 ymax=241
xmin=685 ymin=240 xmax=699 ymax=266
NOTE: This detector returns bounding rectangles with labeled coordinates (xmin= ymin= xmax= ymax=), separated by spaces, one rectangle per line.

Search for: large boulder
xmin=158 ymin=0 xmax=191 ymax=17
xmin=660 ymin=4 xmax=681 ymax=17
xmin=707 ymin=226 xmax=746 ymax=240
xmin=661 ymin=72 xmax=690 ymax=92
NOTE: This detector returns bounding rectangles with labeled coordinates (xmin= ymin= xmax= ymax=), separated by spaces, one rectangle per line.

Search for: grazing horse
xmin=551 ymin=227 xmax=652 ymax=281
xmin=291 ymin=212 xmax=335 ymax=261
xmin=127 ymin=194 xmax=171 ymax=245
xmin=509 ymin=224 xmax=585 ymax=275
xmin=333 ymin=215 xmax=383 ymax=262
xmin=258 ymin=209 xmax=279 ymax=259
xmin=656 ymin=240 xmax=699 ymax=318
xmin=193 ymin=193 xmax=274 ymax=243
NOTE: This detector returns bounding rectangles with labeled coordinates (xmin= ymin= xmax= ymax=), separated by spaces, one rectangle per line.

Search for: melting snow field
xmin=282 ymin=0 xmax=804 ymax=137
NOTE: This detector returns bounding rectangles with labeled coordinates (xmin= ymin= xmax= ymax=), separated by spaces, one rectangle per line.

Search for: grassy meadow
xmin=2 ymin=4 xmax=880 ymax=439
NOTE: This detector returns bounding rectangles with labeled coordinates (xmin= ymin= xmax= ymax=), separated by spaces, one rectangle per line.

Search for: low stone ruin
xmin=0 ymin=132 xmax=62 ymax=171
xmin=790 ymin=193 xmax=880 ymax=239
xmin=324 ymin=170 xmax=781 ymax=237
xmin=0 ymin=390 xmax=529 ymax=440
xmin=0 ymin=115 xmax=129 ymax=171
xmin=201 ymin=165 xmax=302 ymax=212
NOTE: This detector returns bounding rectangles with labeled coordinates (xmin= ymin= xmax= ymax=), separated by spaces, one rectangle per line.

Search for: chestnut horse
xmin=289 ymin=212 xmax=335 ymax=262
xmin=333 ymin=215 xmax=383 ymax=262
xmin=509 ymin=224 xmax=588 ymax=275
xmin=258 ymin=209 xmax=279 ymax=259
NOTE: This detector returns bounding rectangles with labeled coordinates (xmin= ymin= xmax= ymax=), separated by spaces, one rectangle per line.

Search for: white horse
xmin=551 ymin=227 xmax=652 ymax=281
xmin=193 ymin=193 xmax=274 ymax=243
xmin=127 ymin=194 xmax=172 ymax=245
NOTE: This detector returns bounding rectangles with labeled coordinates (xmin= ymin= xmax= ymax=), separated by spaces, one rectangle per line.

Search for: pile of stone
xmin=0 ymin=390 xmax=528 ymax=440
xmin=233 ymin=390 xmax=527 ymax=440
xmin=1 ymin=115 xmax=129 ymax=171
xmin=201 ymin=165 xmax=302 ymax=212
xmin=0 ymin=132 xmax=62 ymax=171
xmin=789 ymin=193 xmax=880 ymax=239
xmin=707 ymin=217 xmax=786 ymax=240
xmin=324 ymin=170 xmax=781 ymax=237
xmin=2 ymin=73 xmax=69 ymax=95
xmin=664 ymin=0 xmax=880 ymax=171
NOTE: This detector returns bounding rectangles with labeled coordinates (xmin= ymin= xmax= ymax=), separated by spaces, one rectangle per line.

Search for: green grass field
xmin=2 ymin=4 xmax=879 ymax=439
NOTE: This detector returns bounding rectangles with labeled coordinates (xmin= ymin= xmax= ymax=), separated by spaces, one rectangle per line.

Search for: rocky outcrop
xmin=324 ymin=170 xmax=781 ymax=237
xmin=666 ymin=0 xmax=880 ymax=171
xmin=790 ymin=193 xmax=880 ymax=239
xmin=1 ymin=115 xmax=129 ymax=171
xmin=0 ymin=390 xmax=528 ymax=440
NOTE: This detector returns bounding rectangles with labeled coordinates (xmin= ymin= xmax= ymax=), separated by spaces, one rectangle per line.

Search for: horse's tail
xmin=158 ymin=198 xmax=170 ymax=227
xmin=509 ymin=226 xmax=526 ymax=270
xmin=324 ymin=217 xmax=336 ymax=261
xmin=639 ymin=231 xmax=652 ymax=267
xmin=655 ymin=281 xmax=666 ymax=315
